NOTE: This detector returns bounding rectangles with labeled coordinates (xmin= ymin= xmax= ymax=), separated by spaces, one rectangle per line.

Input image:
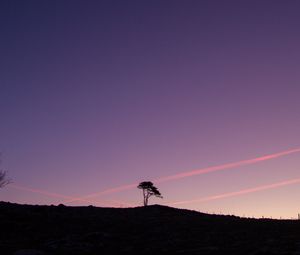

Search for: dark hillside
xmin=0 ymin=202 xmax=300 ymax=254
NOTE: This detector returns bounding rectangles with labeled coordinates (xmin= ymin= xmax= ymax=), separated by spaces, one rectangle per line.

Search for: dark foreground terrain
xmin=1 ymin=202 xmax=300 ymax=255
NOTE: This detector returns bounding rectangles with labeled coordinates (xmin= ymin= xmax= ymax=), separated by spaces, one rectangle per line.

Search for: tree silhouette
xmin=137 ymin=181 xmax=162 ymax=206
xmin=0 ymin=171 xmax=10 ymax=188
xmin=0 ymin=155 xmax=10 ymax=188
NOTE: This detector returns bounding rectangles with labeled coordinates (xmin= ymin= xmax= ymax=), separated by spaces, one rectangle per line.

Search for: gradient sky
xmin=1 ymin=0 xmax=300 ymax=219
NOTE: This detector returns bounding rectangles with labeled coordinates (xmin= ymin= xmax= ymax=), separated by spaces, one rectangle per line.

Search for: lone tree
xmin=137 ymin=181 xmax=162 ymax=206
xmin=0 ymin=171 xmax=10 ymax=188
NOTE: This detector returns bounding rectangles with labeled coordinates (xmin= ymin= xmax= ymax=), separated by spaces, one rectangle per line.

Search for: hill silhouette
xmin=1 ymin=202 xmax=300 ymax=254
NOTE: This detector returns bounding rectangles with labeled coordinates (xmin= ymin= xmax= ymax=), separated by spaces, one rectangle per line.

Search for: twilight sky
xmin=1 ymin=0 xmax=300 ymax=219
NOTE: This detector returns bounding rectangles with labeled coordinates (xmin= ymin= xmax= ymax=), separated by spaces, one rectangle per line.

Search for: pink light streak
xmin=8 ymin=183 xmax=130 ymax=207
xmin=170 ymin=177 xmax=300 ymax=205
xmin=65 ymin=147 xmax=300 ymax=203
xmin=9 ymin=183 xmax=76 ymax=200
xmin=155 ymin=148 xmax=300 ymax=182
xmin=64 ymin=183 xmax=138 ymax=203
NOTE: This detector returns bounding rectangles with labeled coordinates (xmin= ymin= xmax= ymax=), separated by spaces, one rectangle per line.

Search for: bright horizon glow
xmin=170 ymin=177 xmax=300 ymax=206
xmin=7 ymin=174 xmax=300 ymax=217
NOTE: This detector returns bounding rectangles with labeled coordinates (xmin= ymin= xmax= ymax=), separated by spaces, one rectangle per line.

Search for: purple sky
xmin=1 ymin=0 xmax=300 ymax=218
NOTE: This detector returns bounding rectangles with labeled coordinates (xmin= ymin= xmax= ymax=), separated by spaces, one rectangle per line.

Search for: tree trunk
xmin=143 ymin=189 xmax=147 ymax=206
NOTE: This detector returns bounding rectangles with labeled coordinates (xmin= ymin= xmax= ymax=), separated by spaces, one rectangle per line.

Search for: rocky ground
xmin=1 ymin=201 xmax=300 ymax=254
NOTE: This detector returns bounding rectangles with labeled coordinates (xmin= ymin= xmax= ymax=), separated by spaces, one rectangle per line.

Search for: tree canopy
xmin=137 ymin=181 xmax=162 ymax=206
